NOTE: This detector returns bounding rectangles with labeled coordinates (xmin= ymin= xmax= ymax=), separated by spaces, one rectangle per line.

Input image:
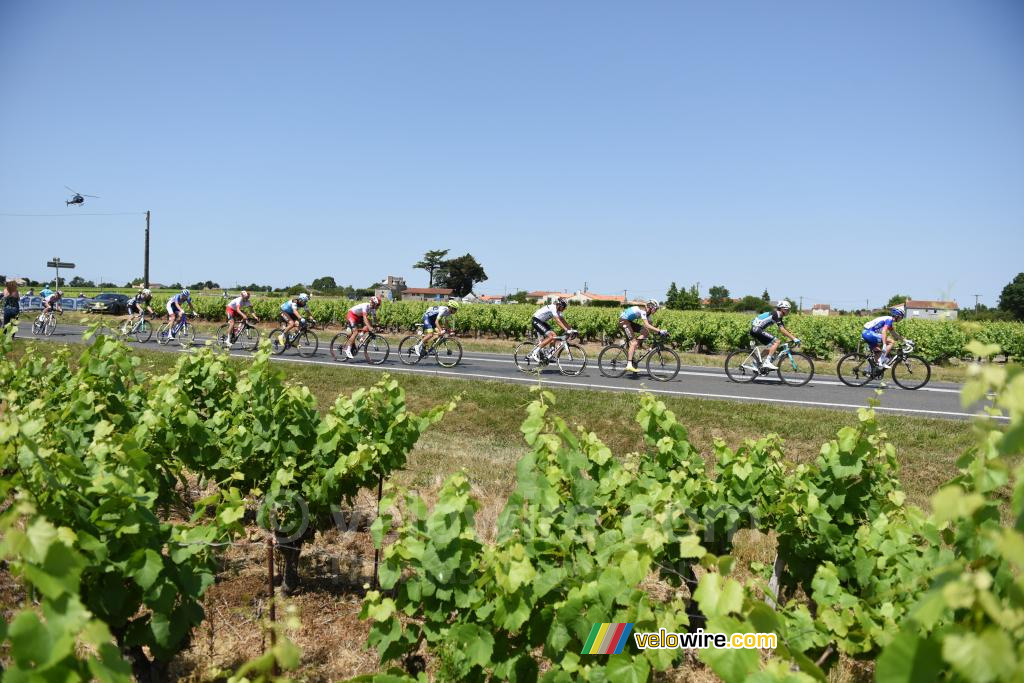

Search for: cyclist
xmin=862 ymin=307 xmax=907 ymax=369
xmin=415 ymin=300 xmax=459 ymax=357
xmin=750 ymin=300 xmax=800 ymax=370
xmin=39 ymin=284 xmax=54 ymax=300
xmin=529 ymin=297 xmax=573 ymax=362
xmin=226 ymin=290 xmax=258 ymax=339
xmin=343 ymin=296 xmax=382 ymax=359
xmin=126 ymin=287 xmax=154 ymax=323
xmin=279 ymin=293 xmax=311 ymax=344
xmin=620 ymin=300 xmax=666 ymax=372
xmin=38 ymin=290 xmax=63 ymax=321
xmin=165 ymin=289 xmax=196 ymax=339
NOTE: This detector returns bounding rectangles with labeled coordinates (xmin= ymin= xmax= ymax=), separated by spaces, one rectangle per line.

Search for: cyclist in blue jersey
xmin=415 ymin=300 xmax=459 ymax=357
xmin=165 ymin=289 xmax=196 ymax=338
xmin=620 ymin=300 xmax=665 ymax=372
xmin=279 ymin=293 xmax=310 ymax=344
xmin=529 ymin=297 xmax=573 ymax=362
xmin=749 ymin=300 xmax=799 ymax=370
xmin=862 ymin=308 xmax=906 ymax=368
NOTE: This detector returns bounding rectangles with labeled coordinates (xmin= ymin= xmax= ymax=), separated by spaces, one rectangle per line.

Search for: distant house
xmin=402 ymin=287 xmax=454 ymax=302
xmin=811 ymin=304 xmax=831 ymax=317
xmin=478 ymin=295 xmax=505 ymax=304
xmin=904 ymin=299 xmax=958 ymax=320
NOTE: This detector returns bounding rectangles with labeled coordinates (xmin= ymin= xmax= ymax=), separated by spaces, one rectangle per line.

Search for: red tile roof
xmin=404 ymin=287 xmax=453 ymax=295
xmin=905 ymin=300 xmax=958 ymax=310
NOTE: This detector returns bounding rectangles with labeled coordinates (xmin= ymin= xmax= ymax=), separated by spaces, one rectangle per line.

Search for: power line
xmin=0 ymin=211 xmax=143 ymax=217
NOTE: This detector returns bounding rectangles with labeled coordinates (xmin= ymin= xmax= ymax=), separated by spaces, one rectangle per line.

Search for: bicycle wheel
xmin=271 ymin=329 xmax=289 ymax=355
xmin=156 ymin=322 xmax=170 ymax=345
xmin=891 ymin=354 xmax=931 ymax=390
xmin=32 ymin=318 xmax=44 ymax=335
xmin=556 ymin=343 xmax=588 ymax=376
xmin=777 ymin=352 xmax=814 ymax=387
xmin=329 ymin=332 xmax=352 ymax=362
xmin=434 ymin=338 xmax=463 ymax=368
xmin=597 ymin=345 xmax=628 ymax=378
xmin=217 ymin=323 xmax=233 ymax=348
xmin=514 ymin=340 xmax=541 ymax=373
xmin=724 ymin=349 xmax=759 ymax=383
xmin=363 ymin=335 xmax=389 ymax=365
xmin=398 ymin=335 xmax=423 ymax=365
xmin=296 ymin=330 xmax=319 ymax=358
xmin=44 ymin=315 xmax=57 ymax=336
xmin=177 ymin=322 xmax=196 ymax=348
xmin=646 ymin=347 xmax=681 ymax=382
xmin=837 ymin=353 xmax=874 ymax=387
xmin=134 ymin=319 xmax=153 ymax=343
xmin=242 ymin=325 xmax=260 ymax=351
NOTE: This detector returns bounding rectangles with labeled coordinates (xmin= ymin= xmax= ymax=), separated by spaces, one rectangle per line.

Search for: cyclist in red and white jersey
xmin=343 ymin=296 xmax=382 ymax=359
xmin=226 ymin=290 xmax=258 ymax=329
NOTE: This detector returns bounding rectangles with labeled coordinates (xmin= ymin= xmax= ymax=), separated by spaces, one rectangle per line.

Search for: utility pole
xmin=974 ymin=294 xmax=981 ymax=311
xmin=144 ymin=210 xmax=151 ymax=288
xmin=584 ymin=281 xmax=587 ymax=293
xmin=623 ymin=289 xmax=627 ymax=304
xmin=799 ymin=296 xmax=803 ymax=312
xmin=866 ymin=298 xmax=870 ymax=311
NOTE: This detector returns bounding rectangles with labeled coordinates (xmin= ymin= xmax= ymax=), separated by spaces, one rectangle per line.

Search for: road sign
xmin=46 ymin=260 xmax=76 ymax=268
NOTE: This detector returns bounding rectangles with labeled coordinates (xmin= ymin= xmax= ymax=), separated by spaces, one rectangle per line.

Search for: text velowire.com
xmin=582 ymin=623 xmax=778 ymax=655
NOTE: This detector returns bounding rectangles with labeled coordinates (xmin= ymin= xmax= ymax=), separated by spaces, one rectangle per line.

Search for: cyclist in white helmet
xmin=529 ymin=297 xmax=573 ymax=362
xmin=126 ymin=287 xmax=154 ymax=322
xmin=166 ymin=289 xmax=196 ymax=339
xmin=279 ymin=292 xmax=310 ymax=344
xmin=619 ymin=300 xmax=666 ymax=372
xmin=750 ymin=300 xmax=799 ymax=370
xmin=343 ymin=295 xmax=382 ymax=359
xmin=416 ymin=299 xmax=459 ymax=357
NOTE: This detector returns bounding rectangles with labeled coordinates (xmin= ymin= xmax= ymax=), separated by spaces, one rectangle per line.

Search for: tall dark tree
xmin=999 ymin=273 xmax=1024 ymax=321
xmin=707 ymin=285 xmax=731 ymax=309
xmin=666 ymin=282 xmax=680 ymax=307
xmin=761 ymin=289 xmax=771 ymax=302
xmin=414 ymin=249 xmax=450 ymax=287
xmin=312 ymin=276 xmax=338 ymax=291
xmin=436 ymin=253 xmax=487 ymax=297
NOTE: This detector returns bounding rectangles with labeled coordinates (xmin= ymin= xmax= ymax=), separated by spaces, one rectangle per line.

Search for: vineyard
xmin=2 ymin=328 xmax=1022 ymax=682
xmin=181 ymin=299 xmax=1024 ymax=363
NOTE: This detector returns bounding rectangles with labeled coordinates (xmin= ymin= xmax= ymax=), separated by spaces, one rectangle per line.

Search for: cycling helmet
xmin=142 ymin=288 xmax=151 ymax=296
xmin=370 ymin=295 xmax=381 ymax=307
xmin=890 ymin=307 xmax=905 ymax=319
xmin=555 ymin=297 xmax=568 ymax=308
xmin=777 ymin=300 xmax=792 ymax=310
xmin=181 ymin=288 xmax=190 ymax=297
xmin=647 ymin=299 xmax=660 ymax=310
xmin=298 ymin=293 xmax=310 ymax=303
xmin=240 ymin=290 xmax=250 ymax=299
xmin=448 ymin=300 xmax=460 ymax=310
xmin=55 ymin=290 xmax=63 ymax=297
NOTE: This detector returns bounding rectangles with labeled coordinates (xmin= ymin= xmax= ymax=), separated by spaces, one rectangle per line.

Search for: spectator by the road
xmin=3 ymin=280 xmax=21 ymax=329
xmin=26 ymin=288 xmax=34 ymax=297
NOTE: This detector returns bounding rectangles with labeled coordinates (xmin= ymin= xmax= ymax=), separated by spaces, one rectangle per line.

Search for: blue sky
xmin=2 ymin=0 xmax=1022 ymax=308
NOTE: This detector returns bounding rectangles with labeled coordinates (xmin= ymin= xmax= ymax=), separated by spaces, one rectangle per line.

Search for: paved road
xmin=20 ymin=323 xmax=999 ymax=421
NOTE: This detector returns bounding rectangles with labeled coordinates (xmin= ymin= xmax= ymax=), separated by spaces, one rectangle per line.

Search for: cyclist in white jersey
xmin=415 ymin=300 xmax=459 ymax=356
xmin=39 ymin=290 xmax=63 ymax=320
xmin=343 ymin=296 xmax=382 ymax=359
xmin=529 ymin=297 xmax=573 ymax=362
xmin=278 ymin=293 xmax=310 ymax=344
xmin=619 ymin=300 xmax=666 ymax=372
xmin=165 ymin=289 xmax=196 ymax=338
xmin=862 ymin=308 xmax=906 ymax=368
xmin=225 ymin=290 xmax=258 ymax=333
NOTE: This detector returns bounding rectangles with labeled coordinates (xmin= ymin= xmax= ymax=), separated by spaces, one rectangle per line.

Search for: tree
xmin=733 ymin=295 xmax=769 ymax=312
xmin=887 ymin=294 xmax=911 ymax=308
xmin=69 ymin=276 xmax=96 ymax=288
xmin=707 ymin=285 xmax=731 ymax=309
xmin=666 ymin=283 xmax=700 ymax=310
xmin=508 ymin=290 xmax=529 ymax=304
xmin=761 ymin=289 xmax=771 ymax=302
xmin=188 ymin=280 xmax=220 ymax=290
xmin=436 ymin=253 xmax=487 ymax=297
xmin=312 ymin=276 xmax=338 ymax=291
xmin=666 ymin=283 xmax=680 ymax=306
xmin=413 ymin=249 xmax=450 ymax=287
xmin=999 ymin=273 xmax=1024 ymax=320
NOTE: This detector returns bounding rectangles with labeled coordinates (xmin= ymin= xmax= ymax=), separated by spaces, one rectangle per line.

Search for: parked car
xmin=86 ymin=292 xmax=129 ymax=315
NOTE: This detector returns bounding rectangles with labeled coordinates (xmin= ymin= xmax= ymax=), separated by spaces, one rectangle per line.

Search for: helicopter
xmin=65 ymin=186 xmax=100 ymax=206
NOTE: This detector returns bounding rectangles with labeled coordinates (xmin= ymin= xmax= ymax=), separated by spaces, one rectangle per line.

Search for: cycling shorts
xmin=750 ymin=328 xmax=775 ymax=345
xmin=619 ymin=319 xmax=643 ymax=341
xmin=862 ymin=330 xmax=883 ymax=348
xmin=531 ymin=317 xmax=551 ymax=338
xmin=166 ymin=302 xmax=181 ymax=315
xmin=128 ymin=302 xmax=142 ymax=315
xmin=346 ymin=311 xmax=364 ymax=328
xmin=226 ymin=306 xmax=245 ymax=318
xmin=423 ymin=313 xmax=439 ymax=331
xmin=280 ymin=310 xmax=299 ymax=323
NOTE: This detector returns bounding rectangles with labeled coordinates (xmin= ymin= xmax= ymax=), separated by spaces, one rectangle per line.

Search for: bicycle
xmin=218 ymin=317 xmax=261 ymax=351
xmin=271 ymin=318 xmax=318 ymax=357
xmin=513 ymin=330 xmax=588 ymax=376
xmin=118 ymin=312 xmax=153 ymax=343
xmin=724 ymin=341 xmax=815 ymax=386
xmin=329 ymin=327 xmax=390 ymax=364
xmin=398 ymin=327 xmax=463 ymax=367
xmin=157 ymin=313 xmax=196 ymax=348
xmin=597 ymin=331 xmax=679 ymax=382
xmin=31 ymin=309 xmax=60 ymax=337
xmin=837 ymin=339 xmax=931 ymax=390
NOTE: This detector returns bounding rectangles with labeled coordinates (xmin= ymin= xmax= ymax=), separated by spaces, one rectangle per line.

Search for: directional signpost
xmin=46 ymin=257 xmax=75 ymax=288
